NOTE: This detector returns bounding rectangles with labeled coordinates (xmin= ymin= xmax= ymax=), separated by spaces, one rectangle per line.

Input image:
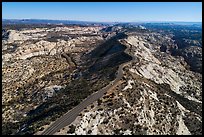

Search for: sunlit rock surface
xmin=2 ymin=25 xmax=201 ymax=135
xmin=55 ymin=32 xmax=202 ymax=135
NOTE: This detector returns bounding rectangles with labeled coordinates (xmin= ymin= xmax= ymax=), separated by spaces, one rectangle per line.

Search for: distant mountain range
xmin=2 ymin=19 xmax=202 ymax=27
xmin=2 ymin=19 xmax=117 ymax=26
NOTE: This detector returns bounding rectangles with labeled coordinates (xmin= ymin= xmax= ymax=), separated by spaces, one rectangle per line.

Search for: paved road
xmin=41 ymin=42 xmax=132 ymax=135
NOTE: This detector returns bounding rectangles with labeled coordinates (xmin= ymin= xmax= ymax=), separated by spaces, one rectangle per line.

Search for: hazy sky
xmin=2 ymin=2 xmax=202 ymax=22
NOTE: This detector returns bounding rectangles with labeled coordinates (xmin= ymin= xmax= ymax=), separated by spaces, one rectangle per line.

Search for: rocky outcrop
xmin=2 ymin=25 xmax=202 ymax=135
xmin=7 ymin=30 xmax=30 ymax=42
xmin=172 ymin=46 xmax=202 ymax=73
xmin=55 ymin=32 xmax=202 ymax=135
xmin=2 ymin=29 xmax=9 ymax=40
xmin=2 ymin=25 xmax=107 ymax=130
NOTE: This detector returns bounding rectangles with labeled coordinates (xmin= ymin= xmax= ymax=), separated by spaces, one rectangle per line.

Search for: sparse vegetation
xmin=67 ymin=125 xmax=76 ymax=134
xmin=2 ymin=21 xmax=202 ymax=135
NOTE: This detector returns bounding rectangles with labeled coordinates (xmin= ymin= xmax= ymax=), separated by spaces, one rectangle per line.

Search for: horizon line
xmin=2 ymin=18 xmax=202 ymax=23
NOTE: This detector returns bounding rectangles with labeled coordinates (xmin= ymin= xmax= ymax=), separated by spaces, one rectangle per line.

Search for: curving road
xmin=41 ymin=40 xmax=133 ymax=135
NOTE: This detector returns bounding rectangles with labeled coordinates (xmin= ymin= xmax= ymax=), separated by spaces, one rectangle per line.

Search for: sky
xmin=2 ymin=2 xmax=202 ymax=22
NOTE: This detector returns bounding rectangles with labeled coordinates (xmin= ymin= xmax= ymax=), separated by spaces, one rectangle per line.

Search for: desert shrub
xmin=88 ymin=130 xmax=92 ymax=134
xmin=97 ymin=99 xmax=102 ymax=106
xmin=39 ymin=127 xmax=44 ymax=131
xmin=67 ymin=125 xmax=76 ymax=134
xmin=113 ymin=128 xmax=121 ymax=135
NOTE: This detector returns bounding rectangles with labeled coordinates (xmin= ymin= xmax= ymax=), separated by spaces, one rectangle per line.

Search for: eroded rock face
xmin=2 ymin=29 xmax=9 ymax=40
xmin=7 ymin=30 xmax=30 ymax=42
xmin=2 ymin=25 xmax=202 ymax=135
xmin=173 ymin=46 xmax=202 ymax=73
xmin=2 ymin=25 xmax=106 ymax=127
xmin=56 ymin=32 xmax=202 ymax=135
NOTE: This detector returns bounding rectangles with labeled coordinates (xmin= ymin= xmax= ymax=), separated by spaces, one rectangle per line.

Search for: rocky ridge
xmin=2 ymin=26 xmax=107 ymax=126
xmin=53 ymin=31 xmax=202 ymax=135
xmin=2 ymin=25 xmax=202 ymax=135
